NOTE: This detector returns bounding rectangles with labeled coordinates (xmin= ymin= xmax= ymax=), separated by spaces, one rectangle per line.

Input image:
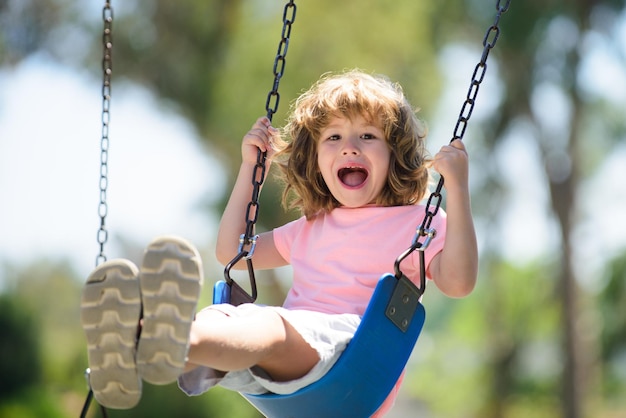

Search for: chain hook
xmin=224 ymin=1 xmax=296 ymax=305
xmin=394 ymin=1 xmax=510 ymax=285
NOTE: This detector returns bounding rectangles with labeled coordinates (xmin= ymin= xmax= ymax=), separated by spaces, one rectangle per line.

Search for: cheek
xmin=318 ymin=166 xmax=334 ymax=187
xmin=378 ymin=149 xmax=392 ymax=176
xmin=378 ymin=167 xmax=391 ymax=188
xmin=316 ymin=150 xmax=332 ymax=175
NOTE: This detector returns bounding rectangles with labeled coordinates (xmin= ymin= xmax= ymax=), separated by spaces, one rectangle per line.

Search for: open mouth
xmin=338 ymin=166 xmax=368 ymax=187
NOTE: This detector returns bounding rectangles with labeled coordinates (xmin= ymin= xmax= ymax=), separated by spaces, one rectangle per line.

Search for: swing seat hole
xmin=386 ymin=276 xmax=421 ymax=332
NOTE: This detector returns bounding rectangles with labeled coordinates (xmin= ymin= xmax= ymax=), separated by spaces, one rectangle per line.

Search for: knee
xmin=188 ymin=308 xmax=223 ymax=348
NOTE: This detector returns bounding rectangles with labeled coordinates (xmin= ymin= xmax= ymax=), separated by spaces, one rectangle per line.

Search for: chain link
xmin=84 ymin=4 xmax=114 ymax=417
xmin=395 ymin=0 xmax=511 ymax=289
xmin=243 ymin=0 xmax=296 ymax=250
xmin=224 ymin=1 xmax=296 ymax=303
xmin=246 ymin=0 xmax=296 ymax=248
xmin=96 ymin=1 xmax=113 ymax=267
xmin=265 ymin=1 xmax=296 ymax=122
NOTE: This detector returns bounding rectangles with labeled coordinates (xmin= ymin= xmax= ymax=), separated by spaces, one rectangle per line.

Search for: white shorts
xmin=177 ymin=303 xmax=361 ymax=396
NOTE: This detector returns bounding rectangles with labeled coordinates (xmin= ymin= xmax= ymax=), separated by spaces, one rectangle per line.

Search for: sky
xmin=1 ymin=10 xmax=626 ymax=290
xmin=0 ymin=55 xmax=225 ymax=282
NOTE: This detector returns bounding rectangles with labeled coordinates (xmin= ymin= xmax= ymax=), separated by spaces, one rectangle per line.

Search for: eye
xmin=327 ymin=134 xmax=341 ymax=141
xmin=360 ymin=133 xmax=377 ymax=140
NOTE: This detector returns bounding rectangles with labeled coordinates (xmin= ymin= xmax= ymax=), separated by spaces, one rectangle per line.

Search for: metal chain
xmin=395 ymin=0 xmax=511 ymax=289
xmin=245 ymin=0 xmax=296 ymax=246
xmin=96 ymin=0 xmax=113 ymax=267
xmin=265 ymin=1 xmax=296 ymax=123
xmin=224 ymin=1 xmax=296 ymax=303
xmin=83 ymin=4 xmax=114 ymax=417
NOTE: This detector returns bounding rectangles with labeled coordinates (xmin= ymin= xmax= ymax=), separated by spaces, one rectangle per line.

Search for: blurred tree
xmin=437 ymin=0 xmax=626 ymax=417
xmin=406 ymin=258 xmax=561 ymax=417
xmin=599 ymin=251 xmax=626 ymax=399
xmin=8 ymin=261 xmax=88 ymax=388
xmin=500 ymin=2 xmax=625 ymax=417
xmin=0 ymin=260 xmax=262 ymax=418
xmin=2 ymin=0 xmax=626 ymax=417
xmin=358 ymin=1 xmax=626 ymax=418
xmin=0 ymin=0 xmax=63 ymax=65
xmin=92 ymin=0 xmax=442 ymax=233
xmin=108 ymin=0 xmax=242 ymax=137
xmin=0 ymin=294 xmax=42 ymax=400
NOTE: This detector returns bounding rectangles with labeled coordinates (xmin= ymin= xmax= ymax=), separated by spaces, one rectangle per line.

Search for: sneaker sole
xmin=136 ymin=236 xmax=203 ymax=385
xmin=80 ymin=259 xmax=142 ymax=409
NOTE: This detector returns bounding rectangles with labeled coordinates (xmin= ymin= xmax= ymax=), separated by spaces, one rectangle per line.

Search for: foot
xmin=136 ymin=236 xmax=204 ymax=385
xmin=80 ymin=259 xmax=142 ymax=409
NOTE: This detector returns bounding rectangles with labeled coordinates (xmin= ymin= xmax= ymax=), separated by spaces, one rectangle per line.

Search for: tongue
xmin=342 ymin=170 xmax=367 ymax=187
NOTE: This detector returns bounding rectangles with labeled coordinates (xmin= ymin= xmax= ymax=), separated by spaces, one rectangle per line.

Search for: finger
xmin=248 ymin=117 xmax=269 ymax=133
xmin=448 ymin=139 xmax=466 ymax=152
xmin=249 ymin=126 xmax=269 ymax=138
xmin=245 ymin=117 xmax=278 ymax=155
xmin=257 ymin=116 xmax=271 ymax=129
xmin=254 ymin=127 xmax=277 ymax=151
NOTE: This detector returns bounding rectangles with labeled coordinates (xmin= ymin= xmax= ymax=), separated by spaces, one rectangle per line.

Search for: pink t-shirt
xmin=273 ymin=205 xmax=446 ymax=316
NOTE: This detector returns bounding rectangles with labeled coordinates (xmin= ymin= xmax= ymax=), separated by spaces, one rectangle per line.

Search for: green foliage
xmin=2 ymin=1 xmax=626 ymax=417
xmin=599 ymin=252 xmax=626 ymax=398
xmin=0 ymin=0 xmax=66 ymax=65
xmin=98 ymin=385 xmax=261 ymax=418
xmin=111 ymin=0 xmax=242 ymax=131
xmin=0 ymin=260 xmax=264 ymax=418
xmin=405 ymin=259 xmax=561 ymax=417
xmin=0 ymin=387 xmax=67 ymax=418
xmin=5 ymin=260 xmax=87 ymax=389
xmin=0 ymin=295 xmax=42 ymax=401
xmin=96 ymin=0 xmax=444 ymax=233
xmin=208 ymin=0 xmax=442 ymax=153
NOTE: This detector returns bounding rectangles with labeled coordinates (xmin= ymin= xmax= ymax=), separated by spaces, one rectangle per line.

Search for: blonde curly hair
xmin=274 ymin=70 xmax=430 ymax=219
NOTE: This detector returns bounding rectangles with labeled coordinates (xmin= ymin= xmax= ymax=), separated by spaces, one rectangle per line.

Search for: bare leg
xmin=185 ymin=308 xmax=319 ymax=382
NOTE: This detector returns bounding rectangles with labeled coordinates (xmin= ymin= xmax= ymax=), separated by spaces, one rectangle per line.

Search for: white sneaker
xmin=81 ymin=259 xmax=142 ymax=409
xmin=136 ymin=236 xmax=204 ymax=385
xmin=80 ymin=236 xmax=204 ymax=409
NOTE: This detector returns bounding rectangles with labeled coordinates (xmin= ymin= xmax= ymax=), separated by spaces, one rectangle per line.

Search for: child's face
xmin=316 ymin=114 xmax=391 ymax=208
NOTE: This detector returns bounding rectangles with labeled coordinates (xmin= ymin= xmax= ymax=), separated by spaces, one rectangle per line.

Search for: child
xmin=81 ymin=70 xmax=478 ymax=416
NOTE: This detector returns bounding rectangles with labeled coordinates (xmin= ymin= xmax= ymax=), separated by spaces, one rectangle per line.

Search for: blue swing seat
xmin=212 ymin=273 xmax=426 ymax=418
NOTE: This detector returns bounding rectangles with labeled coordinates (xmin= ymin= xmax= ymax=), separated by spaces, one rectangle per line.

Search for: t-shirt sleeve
xmin=272 ymin=216 xmax=306 ymax=264
xmin=421 ymin=208 xmax=447 ymax=280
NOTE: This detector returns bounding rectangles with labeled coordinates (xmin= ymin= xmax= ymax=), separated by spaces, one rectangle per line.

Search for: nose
xmin=341 ymin=136 xmax=360 ymax=155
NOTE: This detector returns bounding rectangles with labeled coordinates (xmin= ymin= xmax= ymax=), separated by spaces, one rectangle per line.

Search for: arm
xmin=428 ymin=139 xmax=478 ymax=298
xmin=215 ymin=117 xmax=288 ymax=270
